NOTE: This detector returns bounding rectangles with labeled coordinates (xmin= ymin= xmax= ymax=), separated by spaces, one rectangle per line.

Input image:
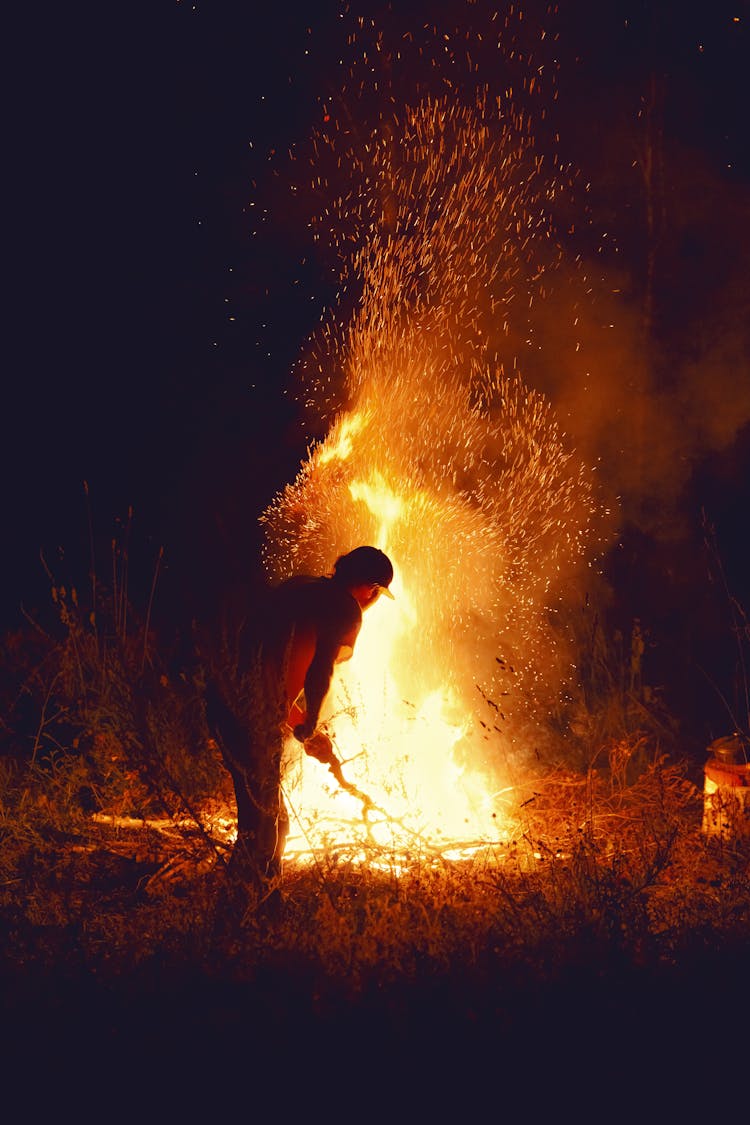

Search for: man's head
xmin=332 ymin=546 xmax=394 ymax=608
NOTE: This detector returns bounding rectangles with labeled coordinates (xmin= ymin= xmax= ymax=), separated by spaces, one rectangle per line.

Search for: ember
xmin=257 ymin=18 xmax=613 ymax=864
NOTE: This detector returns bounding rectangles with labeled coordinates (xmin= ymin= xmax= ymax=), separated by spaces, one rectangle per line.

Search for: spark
xmin=256 ymin=5 xmax=614 ymax=859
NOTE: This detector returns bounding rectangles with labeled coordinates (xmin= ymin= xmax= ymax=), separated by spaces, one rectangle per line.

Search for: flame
xmin=317 ymin=412 xmax=369 ymax=466
xmin=348 ymin=472 xmax=405 ymax=534
xmin=277 ymin=467 xmax=513 ymax=867
xmin=258 ymin=36 xmax=615 ymax=865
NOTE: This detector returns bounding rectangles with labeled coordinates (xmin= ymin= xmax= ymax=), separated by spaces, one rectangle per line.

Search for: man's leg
xmin=206 ymin=676 xmax=289 ymax=890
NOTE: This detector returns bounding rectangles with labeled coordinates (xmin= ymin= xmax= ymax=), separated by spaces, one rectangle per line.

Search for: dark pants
xmin=223 ymin=742 xmax=289 ymax=883
xmin=205 ymin=673 xmax=289 ymax=891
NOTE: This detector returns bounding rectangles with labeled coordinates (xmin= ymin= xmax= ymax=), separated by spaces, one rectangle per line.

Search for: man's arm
xmin=293 ymin=632 xmax=346 ymax=740
xmin=293 ymin=598 xmax=362 ymax=739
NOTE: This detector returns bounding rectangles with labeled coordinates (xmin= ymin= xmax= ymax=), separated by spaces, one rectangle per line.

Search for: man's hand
xmin=300 ymin=729 xmax=335 ymax=765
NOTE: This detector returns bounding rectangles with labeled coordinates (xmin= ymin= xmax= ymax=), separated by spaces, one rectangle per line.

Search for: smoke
xmin=528 ymin=152 xmax=750 ymax=544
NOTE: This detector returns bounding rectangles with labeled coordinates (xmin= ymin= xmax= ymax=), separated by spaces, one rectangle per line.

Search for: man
xmin=204 ymin=546 xmax=394 ymax=896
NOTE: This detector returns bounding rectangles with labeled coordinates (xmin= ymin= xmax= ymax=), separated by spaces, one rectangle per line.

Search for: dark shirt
xmin=258 ymin=575 xmax=362 ymax=733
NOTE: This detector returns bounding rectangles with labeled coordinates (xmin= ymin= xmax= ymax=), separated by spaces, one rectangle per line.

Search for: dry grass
xmin=1 ymin=542 xmax=749 ymax=1103
xmin=2 ymin=728 xmax=748 ymax=985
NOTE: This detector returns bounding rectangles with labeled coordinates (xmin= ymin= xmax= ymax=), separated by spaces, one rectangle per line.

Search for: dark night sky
xmin=4 ymin=2 xmax=749 ymax=744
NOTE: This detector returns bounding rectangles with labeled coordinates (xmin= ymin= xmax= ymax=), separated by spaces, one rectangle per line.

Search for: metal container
xmin=703 ymin=743 xmax=750 ymax=839
xmin=708 ymin=732 xmax=749 ymax=766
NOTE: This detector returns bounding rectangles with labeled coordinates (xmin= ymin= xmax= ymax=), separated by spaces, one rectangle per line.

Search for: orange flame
xmin=279 ymin=459 xmax=512 ymax=866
